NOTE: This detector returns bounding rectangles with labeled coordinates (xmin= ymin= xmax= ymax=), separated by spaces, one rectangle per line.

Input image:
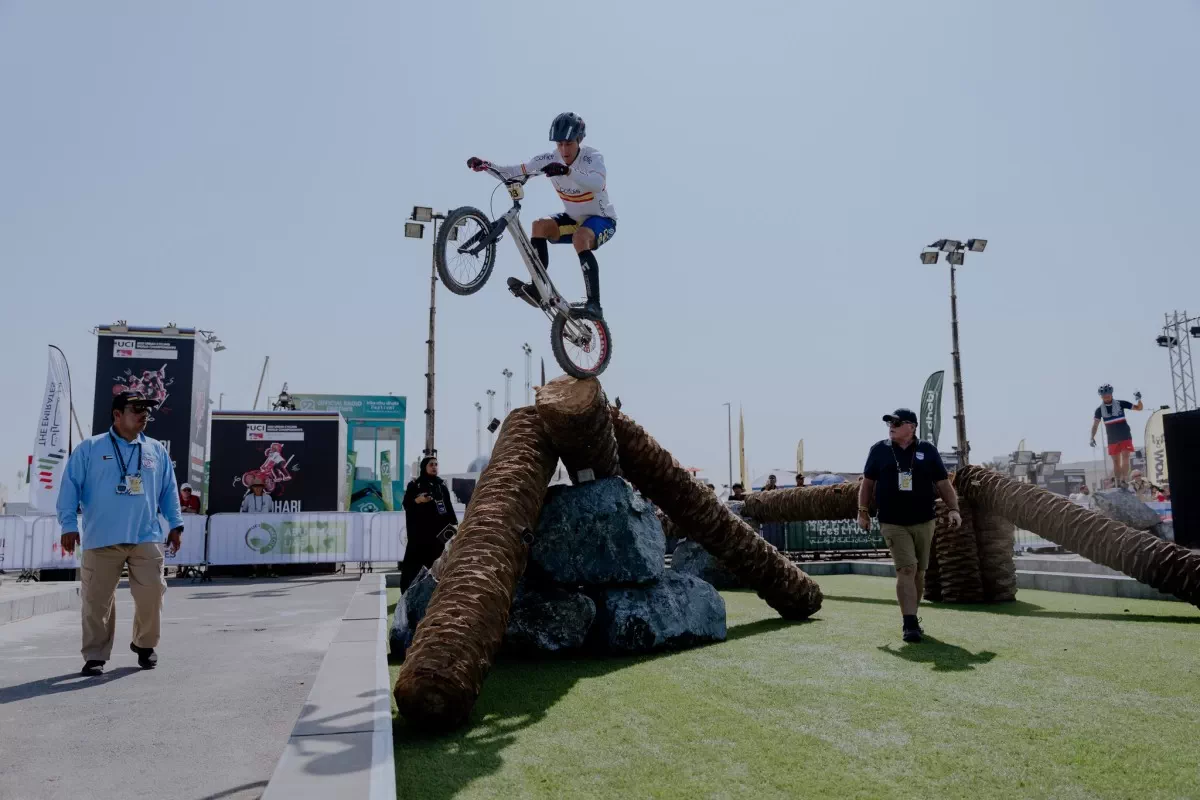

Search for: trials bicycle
xmin=433 ymin=165 xmax=613 ymax=379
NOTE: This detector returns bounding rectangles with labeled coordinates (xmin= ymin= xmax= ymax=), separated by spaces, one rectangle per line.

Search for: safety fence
xmin=0 ymin=512 xmax=418 ymax=572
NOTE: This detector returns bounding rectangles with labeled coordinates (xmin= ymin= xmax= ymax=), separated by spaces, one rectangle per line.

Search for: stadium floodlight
xmin=967 ymin=239 xmax=987 ymax=252
xmin=1190 ymin=326 xmax=1200 ymax=338
xmin=920 ymin=251 xmax=939 ymax=265
xmin=404 ymin=222 xmax=424 ymax=239
xmin=940 ymin=239 xmax=962 ymax=252
xmin=947 ymin=251 xmax=965 ymax=266
xmin=1156 ymin=335 xmax=1177 ymax=348
xmin=1040 ymin=451 xmax=1062 ymax=465
xmin=411 ymin=206 xmax=434 ymax=223
xmin=1014 ymin=450 xmax=1035 ymax=464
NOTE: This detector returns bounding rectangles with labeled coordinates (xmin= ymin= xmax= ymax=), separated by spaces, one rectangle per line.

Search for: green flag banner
xmin=919 ymin=370 xmax=945 ymax=447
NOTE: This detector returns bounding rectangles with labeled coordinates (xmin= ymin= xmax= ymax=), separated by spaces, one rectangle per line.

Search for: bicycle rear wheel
xmin=434 ymin=206 xmax=496 ymax=296
xmin=550 ymin=308 xmax=613 ymax=379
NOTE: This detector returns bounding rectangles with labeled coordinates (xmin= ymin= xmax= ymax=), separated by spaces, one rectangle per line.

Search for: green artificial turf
xmin=387 ymin=576 xmax=1200 ymax=799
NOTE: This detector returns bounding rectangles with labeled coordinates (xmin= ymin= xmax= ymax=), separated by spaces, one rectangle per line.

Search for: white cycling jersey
xmin=492 ymin=145 xmax=617 ymax=222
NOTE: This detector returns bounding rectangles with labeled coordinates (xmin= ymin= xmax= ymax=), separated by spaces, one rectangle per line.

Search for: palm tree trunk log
xmin=394 ymin=407 xmax=558 ymax=731
xmin=932 ymin=499 xmax=984 ymax=603
xmin=610 ymin=409 xmax=822 ymax=619
xmin=740 ymin=483 xmax=872 ymax=522
xmin=534 ymin=375 xmax=621 ymax=484
xmin=975 ymin=508 xmax=1018 ymax=602
xmin=955 ymin=465 xmax=1200 ymax=606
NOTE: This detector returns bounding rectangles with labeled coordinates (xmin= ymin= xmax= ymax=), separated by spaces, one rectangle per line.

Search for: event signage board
xmin=207 ymin=411 xmax=347 ymax=514
xmin=91 ymin=326 xmax=212 ymax=488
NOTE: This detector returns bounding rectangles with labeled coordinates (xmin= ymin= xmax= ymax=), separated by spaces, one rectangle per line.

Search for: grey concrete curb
xmin=262 ymin=573 xmax=396 ymax=800
xmin=794 ymin=559 xmax=1182 ymax=602
xmin=0 ymin=582 xmax=81 ymax=626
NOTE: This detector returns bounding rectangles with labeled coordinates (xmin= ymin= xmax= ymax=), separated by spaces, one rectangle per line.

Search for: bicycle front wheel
xmin=434 ymin=206 xmax=496 ymax=296
xmin=550 ymin=309 xmax=613 ymax=379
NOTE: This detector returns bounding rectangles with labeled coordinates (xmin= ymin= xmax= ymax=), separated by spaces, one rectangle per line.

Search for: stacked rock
xmin=391 ymin=476 xmax=727 ymax=660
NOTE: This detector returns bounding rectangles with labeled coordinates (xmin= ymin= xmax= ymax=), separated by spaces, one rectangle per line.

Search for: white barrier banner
xmin=30 ymin=515 xmax=78 ymax=570
xmin=366 ymin=512 xmax=407 ymax=563
xmin=161 ymin=515 xmax=208 ymax=566
xmin=207 ymin=512 xmax=367 ymax=565
xmin=0 ymin=515 xmax=34 ymax=571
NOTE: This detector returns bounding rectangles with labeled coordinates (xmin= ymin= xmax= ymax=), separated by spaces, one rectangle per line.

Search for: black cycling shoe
xmin=506 ymin=277 xmax=541 ymax=308
xmin=570 ymin=300 xmax=604 ymax=319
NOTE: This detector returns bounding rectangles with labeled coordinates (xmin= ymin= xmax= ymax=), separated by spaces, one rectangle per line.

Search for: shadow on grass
xmin=877 ymin=638 xmax=997 ymax=672
xmin=390 ymin=615 xmax=805 ymax=800
xmin=822 ymin=594 xmax=1200 ymax=624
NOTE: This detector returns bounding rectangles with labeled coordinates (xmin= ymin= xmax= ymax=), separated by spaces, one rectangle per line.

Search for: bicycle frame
xmin=466 ymin=167 xmax=593 ymax=344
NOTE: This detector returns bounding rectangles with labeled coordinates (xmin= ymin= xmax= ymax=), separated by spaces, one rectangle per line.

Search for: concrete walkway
xmin=0 ymin=574 xmax=362 ymax=800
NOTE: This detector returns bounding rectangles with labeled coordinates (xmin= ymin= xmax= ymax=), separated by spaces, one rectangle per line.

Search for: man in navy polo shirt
xmin=857 ymin=408 xmax=961 ymax=643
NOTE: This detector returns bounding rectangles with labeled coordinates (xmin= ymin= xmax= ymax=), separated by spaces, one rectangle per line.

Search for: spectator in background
xmin=56 ymin=391 xmax=183 ymax=675
xmin=1069 ymin=483 xmax=1096 ymax=510
xmin=179 ymin=483 xmax=201 ymax=514
xmin=794 ymin=473 xmax=806 ymax=488
xmin=858 ymin=408 xmax=960 ymax=644
xmin=240 ymin=475 xmax=273 ymax=513
xmin=401 ymin=456 xmax=459 ymax=592
xmin=729 ymin=483 xmax=747 ymax=502
xmin=762 ymin=475 xmax=778 ymax=492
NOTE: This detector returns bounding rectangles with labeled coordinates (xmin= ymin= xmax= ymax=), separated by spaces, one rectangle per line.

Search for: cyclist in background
xmin=1091 ymin=383 xmax=1143 ymax=488
xmin=467 ymin=112 xmax=616 ymax=318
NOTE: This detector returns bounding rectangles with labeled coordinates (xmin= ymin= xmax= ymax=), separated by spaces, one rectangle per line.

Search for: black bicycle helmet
xmin=549 ymin=112 xmax=586 ymax=142
xmin=1098 ymin=383 xmax=1114 ymax=395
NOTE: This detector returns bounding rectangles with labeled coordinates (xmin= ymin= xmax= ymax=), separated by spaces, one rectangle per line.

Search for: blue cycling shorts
xmin=552 ymin=213 xmax=617 ymax=249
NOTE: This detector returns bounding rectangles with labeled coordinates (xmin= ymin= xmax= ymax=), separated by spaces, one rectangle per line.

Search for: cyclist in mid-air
xmin=467 ymin=112 xmax=616 ymax=318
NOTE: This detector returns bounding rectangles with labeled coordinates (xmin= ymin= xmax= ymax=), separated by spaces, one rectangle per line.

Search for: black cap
xmin=112 ymin=391 xmax=158 ymax=412
xmin=882 ymin=408 xmax=918 ymax=425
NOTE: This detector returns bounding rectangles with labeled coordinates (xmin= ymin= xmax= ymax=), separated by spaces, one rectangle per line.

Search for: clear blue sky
xmin=2 ymin=1 xmax=1198 ymax=493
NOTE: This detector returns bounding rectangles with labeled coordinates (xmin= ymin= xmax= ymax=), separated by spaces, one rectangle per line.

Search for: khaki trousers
xmin=80 ymin=543 xmax=166 ymax=662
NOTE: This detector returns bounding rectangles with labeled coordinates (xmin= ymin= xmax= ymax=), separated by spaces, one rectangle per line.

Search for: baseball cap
xmin=180 ymin=483 xmax=193 ymax=491
xmin=112 ymin=391 xmax=158 ymax=412
xmin=882 ymin=408 xmax=918 ymax=425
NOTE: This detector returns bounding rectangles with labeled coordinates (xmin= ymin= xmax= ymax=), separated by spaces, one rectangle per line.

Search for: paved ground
xmin=0 ymin=574 xmax=362 ymax=800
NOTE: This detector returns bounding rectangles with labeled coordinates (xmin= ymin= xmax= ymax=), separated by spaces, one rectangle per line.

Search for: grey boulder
xmin=670 ymin=539 xmax=742 ymax=590
xmin=1094 ymin=489 xmax=1162 ymax=531
xmin=504 ymin=585 xmax=596 ymax=655
xmin=532 ymin=477 xmax=665 ymax=586
xmin=388 ymin=567 xmax=437 ymax=660
xmin=590 ymin=571 xmax=727 ymax=655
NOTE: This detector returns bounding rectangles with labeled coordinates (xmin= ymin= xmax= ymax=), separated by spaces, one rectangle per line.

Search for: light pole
xmin=474 ymin=401 xmax=482 ymax=459
xmin=486 ymin=389 xmax=496 ymax=451
xmin=522 ymin=343 xmax=533 ymax=405
xmin=722 ymin=402 xmax=733 ymax=492
xmin=920 ymin=238 xmax=987 ymax=466
xmin=405 ymin=205 xmax=446 ymax=457
xmin=502 ymin=369 xmax=513 ymax=417
xmin=1155 ymin=310 xmax=1199 ymax=412
xmin=218 ymin=392 xmax=224 ymax=410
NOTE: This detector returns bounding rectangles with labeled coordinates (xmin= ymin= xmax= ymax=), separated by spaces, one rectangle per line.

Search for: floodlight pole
xmin=948 ymin=262 xmax=969 ymax=465
xmin=410 ymin=208 xmax=445 ymax=457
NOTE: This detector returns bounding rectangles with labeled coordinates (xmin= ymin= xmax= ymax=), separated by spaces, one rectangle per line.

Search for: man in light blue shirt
xmin=57 ymin=391 xmax=184 ymax=675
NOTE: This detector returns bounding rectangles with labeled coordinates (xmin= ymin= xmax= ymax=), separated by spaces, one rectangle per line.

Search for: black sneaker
xmin=506 ymin=277 xmax=541 ymax=308
xmin=902 ymin=626 xmax=923 ymax=644
xmin=130 ymin=643 xmax=158 ymax=669
xmin=81 ymin=660 xmax=105 ymax=676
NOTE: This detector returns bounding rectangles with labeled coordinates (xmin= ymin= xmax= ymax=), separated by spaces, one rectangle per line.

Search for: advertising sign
xmin=31 ymin=346 xmax=72 ymax=513
xmin=92 ymin=328 xmax=210 ymax=487
xmin=1145 ymin=409 xmax=1170 ymax=489
xmin=291 ymin=394 xmax=406 ymax=421
xmin=919 ymin=370 xmax=945 ymax=447
xmin=208 ymin=411 xmax=346 ymax=513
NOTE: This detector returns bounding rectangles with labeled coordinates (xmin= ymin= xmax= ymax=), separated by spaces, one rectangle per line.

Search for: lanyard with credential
xmin=890 ymin=442 xmax=916 ymax=492
xmin=109 ymin=432 xmax=142 ymax=494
